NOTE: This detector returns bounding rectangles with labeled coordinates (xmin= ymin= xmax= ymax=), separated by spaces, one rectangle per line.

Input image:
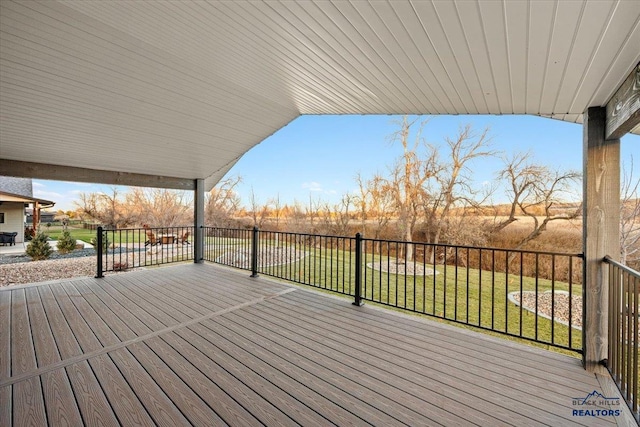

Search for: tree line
xmin=70 ymin=117 xmax=640 ymax=265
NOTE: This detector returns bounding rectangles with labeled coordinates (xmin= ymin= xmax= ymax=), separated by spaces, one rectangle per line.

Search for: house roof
xmin=0 ymin=176 xmax=54 ymax=206
xmin=1 ymin=1 xmax=639 ymax=190
xmin=0 ymin=191 xmax=55 ymax=207
xmin=0 ymin=177 xmax=33 ymax=198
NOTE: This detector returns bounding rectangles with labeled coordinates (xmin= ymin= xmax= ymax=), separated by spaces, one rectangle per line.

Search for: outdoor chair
xmin=144 ymin=230 xmax=160 ymax=246
xmin=0 ymin=232 xmax=17 ymax=246
xmin=178 ymin=231 xmax=191 ymax=245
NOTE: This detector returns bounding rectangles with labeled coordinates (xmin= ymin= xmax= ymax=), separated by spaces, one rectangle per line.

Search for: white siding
xmin=0 ymin=202 xmax=24 ymax=243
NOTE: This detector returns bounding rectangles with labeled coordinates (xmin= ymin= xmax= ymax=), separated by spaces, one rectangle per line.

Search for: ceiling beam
xmin=0 ymin=160 xmax=195 ymax=190
xmin=606 ymin=63 xmax=640 ymax=140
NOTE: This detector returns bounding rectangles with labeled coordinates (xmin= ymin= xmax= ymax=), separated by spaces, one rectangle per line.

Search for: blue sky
xmin=34 ymin=115 xmax=640 ymax=212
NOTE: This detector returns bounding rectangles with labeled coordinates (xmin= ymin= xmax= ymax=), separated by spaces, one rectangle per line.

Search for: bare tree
xmin=283 ymin=200 xmax=308 ymax=233
xmin=323 ymin=194 xmax=354 ymax=236
xmin=492 ymin=152 xmax=543 ymax=232
xmin=425 ymin=124 xmax=495 ymax=252
xmin=269 ymin=194 xmax=283 ymax=231
xmin=620 ymin=158 xmax=640 ymax=265
xmin=384 ymin=116 xmax=439 ymax=260
xmin=248 ymin=187 xmax=271 ymax=228
xmin=495 ymin=153 xmax=581 ymax=249
xmin=356 ymin=172 xmax=394 ymax=240
xmin=75 ymin=188 xmax=135 ymax=229
xmin=126 ymin=188 xmax=192 ymax=227
xmin=205 ymin=176 xmax=242 ymax=227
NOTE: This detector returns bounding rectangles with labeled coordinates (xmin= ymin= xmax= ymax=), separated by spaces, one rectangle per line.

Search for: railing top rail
xmin=360 ymin=235 xmax=584 ymax=258
xmin=101 ymin=225 xmax=194 ymax=231
xmin=205 ymin=226 xmax=355 ymax=240
xmin=603 ymin=255 xmax=640 ymax=278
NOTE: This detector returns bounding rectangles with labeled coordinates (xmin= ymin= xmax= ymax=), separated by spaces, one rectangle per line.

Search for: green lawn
xmin=41 ymin=226 xmax=148 ymax=245
xmin=39 ymin=225 xmax=97 ymax=244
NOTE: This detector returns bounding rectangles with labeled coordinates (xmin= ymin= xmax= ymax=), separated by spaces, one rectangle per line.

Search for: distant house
xmin=0 ymin=177 xmax=55 ymax=243
xmin=25 ymin=209 xmax=56 ymax=225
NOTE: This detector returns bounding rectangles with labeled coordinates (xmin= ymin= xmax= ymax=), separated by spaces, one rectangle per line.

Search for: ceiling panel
xmin=1 ymin=0 xmax=639 ymax=189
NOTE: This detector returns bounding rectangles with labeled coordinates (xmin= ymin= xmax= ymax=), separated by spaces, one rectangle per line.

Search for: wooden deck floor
xmin=0 ymin=263 xmax=633 ymax=426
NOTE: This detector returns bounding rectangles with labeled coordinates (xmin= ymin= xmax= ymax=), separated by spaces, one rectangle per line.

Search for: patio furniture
xmin=144 ymin=230 xmax=160 ymax=246
xmin=0 ymin=232 xmax=17 ymax=246
xmin=158 ymin=234 xmax=176 ymax=244
xmin=178 ymin=231 xmax=190 ymax=245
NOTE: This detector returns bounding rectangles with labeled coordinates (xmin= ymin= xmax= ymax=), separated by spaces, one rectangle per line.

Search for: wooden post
xmin=583 ymin=106 xmax=620 ymax=373
xmin=33 ymin=201 xmax=40 ymax=233
xmin=194 ymin=179 xmax=205 ymax=264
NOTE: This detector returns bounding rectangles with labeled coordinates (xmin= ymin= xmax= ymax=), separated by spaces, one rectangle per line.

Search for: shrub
xmin=56 ymin=231 xmax=77 ymax=254
xmin=26 ymin=232 xmax=53 ymax=261
xmin=90 ymin=233 xmax=109 ymax=252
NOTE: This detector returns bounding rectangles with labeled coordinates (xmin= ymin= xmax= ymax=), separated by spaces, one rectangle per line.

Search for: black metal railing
xmin=361 ymin=237 xmax=583 ymax=352
xmin=95 ymin=226 xmax=194 ymax=276
xmin=201 ymin=226 xmax=253 ymax=269
xmin=205 ymin=227 xmax=583 ymax=352
xmin=604 ymin=256 xmax=639 ymax=422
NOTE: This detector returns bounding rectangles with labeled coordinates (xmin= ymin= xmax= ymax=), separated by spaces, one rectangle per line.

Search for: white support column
xmin=583 ymin=106 xmax=620 ymax=373
xmin=194 ymin=179 xmax=205 ymax=264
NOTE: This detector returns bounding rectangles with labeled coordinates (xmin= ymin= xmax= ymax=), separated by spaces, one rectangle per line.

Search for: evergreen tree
xmin=26 ymin=232 xmax=53 ymax=261
xmin=56 ymin=231 xmax=77 ymax=254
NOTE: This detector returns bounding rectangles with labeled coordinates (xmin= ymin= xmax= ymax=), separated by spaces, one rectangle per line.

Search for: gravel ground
xmin=510 ymin=291 xmax=583 ymax=329
xmin=0 ymin=249 xmax=96 ymax=265
xmin=0 ymin=256 xmax=97 ymax=287
xmin=1 ymin=247 xmax=152 ymax=287
xmin=217 ymin=247 xmax=306 ymax=269
xmin=367 ymin=260 xmax=438 ymax=276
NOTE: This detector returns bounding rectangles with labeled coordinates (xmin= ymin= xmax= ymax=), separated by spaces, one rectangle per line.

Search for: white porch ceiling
xmin=1 ymin=0 xmax=639 ymax=189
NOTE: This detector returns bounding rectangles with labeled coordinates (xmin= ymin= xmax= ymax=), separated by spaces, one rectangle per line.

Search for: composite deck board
xmin=108 ymin=273 xmax=200 ymax=323
xmin=267 ymin=292 xmax=593 ymax=394
xmin=49 ymin=284 xmax=104 ymax=354
xmin=174 ymin=326 xmax=339 ymax=426
xmin=95 ymin=277 xmax=174 ymax=330
xmin=12 ymin=377 xmax=46 ymax=426
xmin=188 ymin=320 xmax=407 ymax=426
xmin=25 ymin=287 xmax=62 ymax=367
xmin=87 ymin=353 xmax=156 ymax=426
xmin=159 ymin=332 xmax=298 ymax=426
xmin=36 ymin=285 xmax=84 ymax=361
xmin=25 ymin=286 xmax=83 ymax=425
xmin=98 ymin=275 xmax=191 ymax=324
xmin=281 ymin=291 xmax=609 ymax=414
xmin=80 ymin=278 xmax=161 ymax=334
xmin=243 ymin=296 xmax=595 ymax=426
xmin=41 ymin=369 xmax=83 ymax=426
xmin=219 ymin=304 xmax=511 ymax=426
xmin=143 ymin=335 xmax=261 ymax=426
xmin=0 ymin=386 xmax=10 ymax=427
xmin=130 ymin=274 xmax=218 ymax=315
xmin=0 ymin=291 xmax=11 ymax=378
xmin=287 ymin=291 xmax=600 ymax=393
xmin=70 ymin=279 xmax=139 ymax=342
xmin=125 ymin=341 xmax=228 ymax=426
xmin=64 ymin=361 xmax=120 ymax=427
xmin=60 ymin=281 xmax=121 ymax=348
xmin=201 ymin=314 xmax=456 ymax=426
xmin=0 ymin=263 xmax=632 ymax=426
xmin=271 ymin=293 xmax=592 ymax=400
xmin=286 ymin=289 xmax=596 ymax=378
xmin=107 ymin=348 xmax=190 ymax=426
xmin=11 ymin=289 xmax=36 ymax=375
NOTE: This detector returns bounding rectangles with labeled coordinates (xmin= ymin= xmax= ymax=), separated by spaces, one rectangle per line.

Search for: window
xmin=0 ymin=213 xmax=4 ymax=223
